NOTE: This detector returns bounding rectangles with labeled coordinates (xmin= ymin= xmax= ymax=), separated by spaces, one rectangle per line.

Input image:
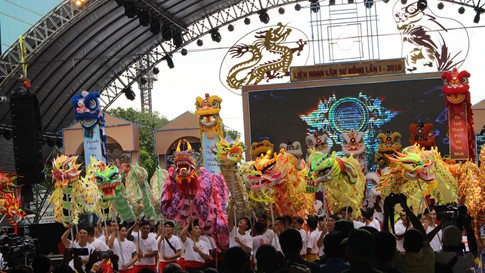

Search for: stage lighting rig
xmin=71 ymin=0 xmax=88 ymax=8
xmin=153 ymin=67 xmax=160 ymax=74
xmin=124 ymin=87 xmax=136 ymax=101
xmin=278 ymin=7 xmax=285 ymax=14
xmin=210 ymin=28 xmax=221 ymax=43
xmin=258 ymin=9 xmax=270 ymax=24
xmin=310 ymin=0 xmax=320 ymax=13
xmin=244 ymin=18 xmax=251 ymax=25
xmin=417 ymin=0 xmax=427 ymax=11
xmin=474 ymin=8 xmax=484 ymax=23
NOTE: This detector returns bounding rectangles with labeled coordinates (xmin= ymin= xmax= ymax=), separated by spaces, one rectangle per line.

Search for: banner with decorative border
xmin=448 ymin=103 xmax=470 ymax=160
xmin=290 ymin=58 xmax=405 ymax=82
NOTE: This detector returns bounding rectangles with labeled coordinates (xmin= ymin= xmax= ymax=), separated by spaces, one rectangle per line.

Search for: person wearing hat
xmin=157 ymin=221 xmax=182 ymax=273
xmin=434 ymin=225 xmax=476 ymax=273
xmin=340 ymin=228 xmax=382 ymax=273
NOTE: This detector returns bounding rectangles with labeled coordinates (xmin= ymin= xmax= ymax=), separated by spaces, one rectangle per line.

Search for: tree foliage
xmin=106 ymin=107 xmax=169 ymax=177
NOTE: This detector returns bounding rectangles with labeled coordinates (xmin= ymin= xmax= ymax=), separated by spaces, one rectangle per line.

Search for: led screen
xmin=246 ymin=76 xmax=448 ymax=171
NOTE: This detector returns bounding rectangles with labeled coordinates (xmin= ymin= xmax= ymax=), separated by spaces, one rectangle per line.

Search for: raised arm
xmin=61 ymin=223 xmax=74 ymax=248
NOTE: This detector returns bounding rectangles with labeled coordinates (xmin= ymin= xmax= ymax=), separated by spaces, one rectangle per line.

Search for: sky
xmin=1 ymin=0 xmax=485 ymax=138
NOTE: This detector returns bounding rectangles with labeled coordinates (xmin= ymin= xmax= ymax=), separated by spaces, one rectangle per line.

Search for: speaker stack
xmin=9 ymin=89 xmax=44 ymax=201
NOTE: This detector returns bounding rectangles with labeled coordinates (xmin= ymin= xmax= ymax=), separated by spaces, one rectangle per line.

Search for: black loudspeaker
xmin=10 ymin=89 xmax=44 ymax=189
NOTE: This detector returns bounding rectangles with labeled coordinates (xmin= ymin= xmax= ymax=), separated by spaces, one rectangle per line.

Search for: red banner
xmin=448 ymin=103 xmax=469 ymax=160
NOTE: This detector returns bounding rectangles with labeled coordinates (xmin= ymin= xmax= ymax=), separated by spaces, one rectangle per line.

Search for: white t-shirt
xmin=68 ymin=241 xmax=96 ymax=271
xmin=252 ymin=234 xmax=270 ymax=263
xmin=297 ymin=229 xmax=308 ymax=256
xmin=353 ymin=220 xmax=365 ymax=229
xmin=307 ymin=230 xmax=321 ymax=255
xmin=229 ymin=227 xmax=253 ymax=252
xmin=426 ymin=225 xmax=443 ymax=252
xmin=111 ymin=238 xmax=137 ymax=269
xmin=394 ymin=219 xmax=408 ymax=252
xmin=90 ymin=238 xmax=110 ymax=251
xmin=132 ymin=231 xmax=157 ymax=243
xmin=263 ymin=229 xmax=281 ymax=252
xmin=135 ymin=236 xmax=158 ymax=266
xmin=159 ymin=235 xmax=182 ymax=262
xmin=365 ymin=218 xmax=381 ymax=231
xmin=0 ymin=253 xmax=6 ymax=271
xmin=201 ymin=235 xmax=217 ymax=251
xmin=182 ymin=237 xmax=210 ymax=263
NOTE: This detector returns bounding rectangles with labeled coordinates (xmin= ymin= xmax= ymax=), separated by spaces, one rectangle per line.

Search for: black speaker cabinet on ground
xmin=9 ymin=89 xmax=44 ymax=188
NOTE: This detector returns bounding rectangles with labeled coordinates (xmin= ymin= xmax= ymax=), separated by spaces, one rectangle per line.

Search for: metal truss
xmin=438 ymin=0 xmax=485 ymax=23
xmin=0 ymin=0 xmax=104 ymax=94
xmin=99 ymin=0 xmax=309 ymax=109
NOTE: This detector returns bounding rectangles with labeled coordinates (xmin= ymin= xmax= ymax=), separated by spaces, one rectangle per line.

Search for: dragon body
xmin=49 ymin=155 xmax=83 ymax=226
xmin=161 ymin=140 xmax=229 ymax=249
xmin=125 ymin=165 xmax=158 ymax=220
xmin=307 ymin=151 xmax=365 ymax=218
xmin=0 ymin=172 xmax=25 ymax=231
xmin=95 ymin=165 xmax=136 ymax=222
xmin=248 ymin=149 xmax=314 ymax=218
xmin=226 ymin=22 xmax=306 ymax=89
xmin=216 ymin=138 xmax=251 ymax=219
xmin=150 ymin=167 xmax=168 ymax=216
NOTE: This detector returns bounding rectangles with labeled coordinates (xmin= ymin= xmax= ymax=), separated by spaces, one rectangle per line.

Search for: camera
xmin=435 ymin=204 xmax=472 ymax=230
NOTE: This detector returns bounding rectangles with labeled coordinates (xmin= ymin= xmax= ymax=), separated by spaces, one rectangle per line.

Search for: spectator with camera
xmin=383 ymin=194 xmax=442 ymax=273
xmin=60 ymin=224 xmax=96 ymax=271
xmin=434 ymin=205 xmax=478 ymax=273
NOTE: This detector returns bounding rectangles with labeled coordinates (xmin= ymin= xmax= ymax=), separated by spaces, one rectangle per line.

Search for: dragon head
xmin=441 ymin=68 xmax=470 ymax=103
xmin=216 ymin=137 xmax=245 ymax=166
xmin=95 ymin=165 xmax=122 ymax=200
xmin=341 ymin=129 xmax=366 ymax=156
xmin=250 ymin=139 xmax=274 ymax=160
xmin=409 ymin=122 xmax=435 ymax=149
xmin=71 ymin=91 xmax=102 ymax=129
xmin=387 ymin=149 xmax=435 ymax=181
xmin=195 ymin=93 xmax=223 ymax=137
xmin=248 ymin=150 xmax=282 ymax=191
xmin=173 ymin=139 xmax=198 ymax=196
xmin=308 ymin=151 xmax=342 ymax=186
xmin=279 ymin=141 xmax=302 ymax=159
xmin=51 ymin=155 xmax=82 ymax=186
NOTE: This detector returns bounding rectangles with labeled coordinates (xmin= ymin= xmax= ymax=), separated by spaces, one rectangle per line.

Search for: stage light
xmin=437 ymin=2 xmax=444 ymax=9
xmin=72 ymin=0 xmax=87 ymax=8
xmin=458 ymin=6 xmax=465 ymax=14
xmin=295 ymin=3 xmax=302 ymax=11
xmin=417 ymin=0 xmax=427 ymax=11
xmin=153 ymin=67 xmax=160 ymax=74
xmin=124 ymin=87 xmax=136 ymax=101
xmin=181 ymin=48 xmax=188 ymax=56
xmin=244 ymin=18 xmax=251 ymax=25
xmin=137 ymin=9 xmax=150 ymax=26
xmin=401 ymin=0 xmax=407 ymax=4
xmin=364 ymin=0 xmax=374 ymax=8
xmin=150 ymin=19 xmax=160 ymax=35
xmin=228 ymin=24 xmax=234 ymax=32
xmin=278 ymin=7 xmax=285 ymax=14
xmin=196 ymin=39 xmax=203 ymax=46
xmin=258 ymin=9 xmax=270 ymax=24
xmin=164 ymin=55 xmax=174 ymax=69
xmin=173 ymin=29 xmax=183 ymax=47
xmin=474 ymin=9 xmax=482 ymax=23
xmin=140 ymin=77 xmax=147 ymax=84
xmin=162 ymin=24 xmax=173 ymax=41
xmin=310 ymin=0 xmax=320 ymax=13
xmin=210 ymin=28 xmax=221 ymax=43
xmin=124 ymin=1 xmax=136 ymax=18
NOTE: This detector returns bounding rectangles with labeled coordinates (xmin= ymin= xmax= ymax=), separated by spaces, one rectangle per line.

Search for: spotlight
xmin=228 ymin=24 xmax=234 ymax=32
xmin=124 ymin=1 xmax=136 ymax=18
xmin=164 ymin=55 xmax=174 ymax=69
xmin=2 ymin=130 xmax=12 ymax=140
xmin=244 ymin=18 xmax=251 ymax=25
xmin=210 ymin=28 xmax=221 ymax=43
xmin=310 ymin=0 xmax=320 ymax=13
xmin=458 ymin=6 xmax=465 ymax=14
xmin=173 ymin=29 xmax=183 ymax=47
xmin=72 ymin=0 xmax=87 ymax=8
xmin=437 ymin=2 xmax=444 ymax=9
xmin=295 ymin=3 xmax=302 ymax=11
xmin=137 ymin=9 xmax=150 ymax=26
xmin=124 ymin=87 xmax=136 ymax=101
xmin=364 ymin=0 xmax=373 ymax=8
xmin=258 ymin=9 xmax=270 ymax=24
xmin=278 ymin=7 xmax=285 ymax=14
xmin=196 ymin=39 xmax=203 ymax=46
xmin=162 ymin=24 xmax=173 ymax=41
xmin=181 ymin=48 xmax=188 ymax=56
xmin=474 ymin=9 xmax=481 ymax=23
xmin=150 ymin=19 xmax=160 ymax=35
xmin=417 ymin=0 xmax=427 ymax=11
xmin=140 ymin=77 xmax=147 ymax=84
xmin=401 ymin=0 xmax=407 ymax=4
xmin=153 ymin=67 xmax=160 ymax=74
